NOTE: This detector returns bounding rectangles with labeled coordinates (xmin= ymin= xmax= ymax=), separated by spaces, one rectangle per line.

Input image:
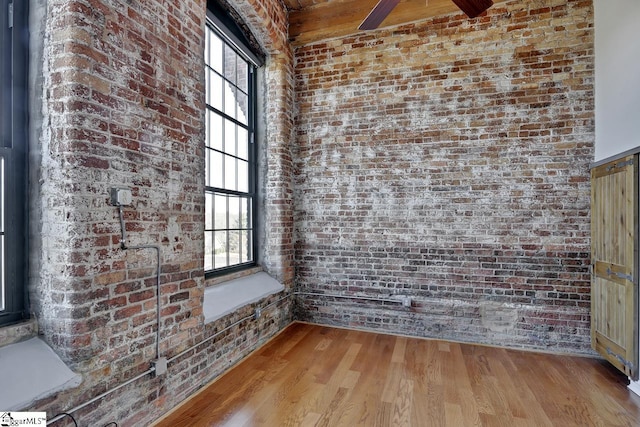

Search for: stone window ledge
xmin=0 ymin=337 xmax=81 ymax=410
xmin=203 ymin=271 xmax=284 ymax=324
xmin=0 ymin=319 xmax=38 ymax=348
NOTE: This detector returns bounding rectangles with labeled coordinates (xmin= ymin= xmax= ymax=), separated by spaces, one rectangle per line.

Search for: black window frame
xmin=204 ymin=2 xmax=262 ymax=278
xmin=0 ymin=0 xmax=28 ymax=326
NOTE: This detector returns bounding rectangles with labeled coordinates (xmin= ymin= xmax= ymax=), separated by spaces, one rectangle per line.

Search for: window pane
xmin=237 ymin=160 xmax=248 ymax=193
xmin=237 ymin=58 xmax=249 ymax=94
xmin=224 ymin=155 xmax=236 ymax=191
xmin=236 ymin=92 xmax=249 ymax=125
xmin=0 ymin=5 xmax=28 ymax=323
xmin=204 ymin=19 xmax=255 ymax=274
xmin=204 ymin=231 xmax=214 ymax=271
xmin=205 ymin=70 xmax=210 ymax=109
xmin=228 ymin=230 xmax=240 ymax=266
xmin=209 ymin=71 xmax=224 ymax=112
xmin=205 ymin=149 xmax=210 ymax=187
xmin=214 ymin=231 xmax=228 ymax=269
xmin=224 ymin=45 xmax=237 ymax=84
xmin=224 ymin=119 xmax=237 ymax=157
xmin=207 ymin=111 xmax=223 ymax=151
xmin=205 ymin=109 xmax=209 ymax=144
xmin=228 ymin=196 xmax=240 ymax=229
xmin=237 ymin=229 xmax=244 ymax=265
xmin=205 ymin=192 xmax=213 ymax=230
xmin=214 ymin=194 xmax=227 ymax=229
xmin=224 ymin=83 xmax=236 ymax=120
xmin=208 ymin=31 xmax=223 ymax=73
xmin=237 ymin=127 xmax=248 ymax=160
xmin=240 ymin=197 xmax=250 ymax=230
xmin=237 ymin=197 xmax=244 ymax=229
xmin=205 ymin=27 xmax=210 ymax=66
xmin=241 ymin=230 xmax=253 ymax=263
xmin=210 ymin=150 xmax=224 ymax=188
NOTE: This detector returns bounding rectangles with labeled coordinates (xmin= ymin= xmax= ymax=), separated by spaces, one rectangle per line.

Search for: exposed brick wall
xmin=223 ymin=0 xmax=297 ymax=286
xmin=26 ymin=0 xmax=294 ymax=425
xmin=293 ymin=0 xmax=595 ymax=353
xmin=260 ymin=54 xmax=296 ymax=286
xmin=19 ymin=0 xmax=597 ymax=423
xmin=231 ymin=0 xmax=296 ymax=285
xmin=33 ymin=0 xmax=208 ymax=367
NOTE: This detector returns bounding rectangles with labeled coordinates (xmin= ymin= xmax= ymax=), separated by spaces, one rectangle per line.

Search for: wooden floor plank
xmin=390 ymin=377 xmax=413 ymax=427
xmin=351 ymin=332 xmax=396 ymax=422
xmin=154 ymin=323 xmax=640 ymax=427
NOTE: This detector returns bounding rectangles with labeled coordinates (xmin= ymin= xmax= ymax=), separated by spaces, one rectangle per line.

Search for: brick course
xmin=293 ymin=0 xmax=594 ymax=353
xmin=27 ymin=0 xmax=294 ymax=425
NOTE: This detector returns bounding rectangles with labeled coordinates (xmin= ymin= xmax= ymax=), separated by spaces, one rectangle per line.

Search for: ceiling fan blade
xmin=358 ymin=0 xmax=401 ymax=30
xmin=451 ymin=0 xmax=494 ymax=18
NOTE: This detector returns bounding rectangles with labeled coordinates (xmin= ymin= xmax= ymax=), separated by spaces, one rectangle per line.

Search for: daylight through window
xmin=204 ymin=16 xmax=257 ymax=275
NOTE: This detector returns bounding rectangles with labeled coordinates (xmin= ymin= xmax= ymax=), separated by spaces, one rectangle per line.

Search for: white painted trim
xmin=628 ymin=379 xmax=640 ymax=397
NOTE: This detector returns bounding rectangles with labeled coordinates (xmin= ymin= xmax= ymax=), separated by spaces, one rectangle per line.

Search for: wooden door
xmin=591 ymin=155 xmax=638 ymax=380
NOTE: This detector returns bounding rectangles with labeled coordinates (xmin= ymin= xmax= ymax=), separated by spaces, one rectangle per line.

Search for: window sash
xmin=204 ymin=19 xmax=257 ymax=277
xmin=0 ymin=0 xmax=28 ymax=326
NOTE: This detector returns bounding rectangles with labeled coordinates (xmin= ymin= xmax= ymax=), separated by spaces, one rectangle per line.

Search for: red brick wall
xmin=21 ymin=0 xmax=596 ymax=422
xmin=293 ymin=0 xmax=595 ymax=353
xmin=27 ymin=0 xmax=294 ymax=425
xmin=231 ymin=0 xmax=296 ymax=285
xmin=35 ymin=0 xmax=207 ymax=365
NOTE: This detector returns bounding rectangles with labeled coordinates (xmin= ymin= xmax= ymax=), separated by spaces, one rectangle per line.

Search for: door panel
xmin=591 ymin=155 xmax=638 ymax=380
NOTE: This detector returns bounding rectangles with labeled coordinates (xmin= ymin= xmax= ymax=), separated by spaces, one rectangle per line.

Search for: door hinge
xmin=606 ymin=158 xmax=634 ymax=172
xmin=606 ymin=347 xmax=636 ymax=372
xmin=606 ymin=267 xmax=633 ymax=282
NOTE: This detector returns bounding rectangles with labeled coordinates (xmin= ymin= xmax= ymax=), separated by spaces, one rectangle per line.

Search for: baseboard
xmin=628 ymin=379 xmax=640 ymax=397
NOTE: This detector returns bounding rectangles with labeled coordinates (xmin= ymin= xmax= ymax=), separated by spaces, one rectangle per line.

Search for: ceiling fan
xmin=359 ymin=0 xmax=494 ymax=30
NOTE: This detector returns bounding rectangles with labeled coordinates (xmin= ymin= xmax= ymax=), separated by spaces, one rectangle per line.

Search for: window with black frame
xmin=204 ymin=5 xmax=260 ymax=276
xmin=0 ymin=0 xmax=28 ymax=326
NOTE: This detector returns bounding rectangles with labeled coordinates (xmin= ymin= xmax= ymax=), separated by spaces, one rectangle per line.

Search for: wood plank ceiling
xmin=285 ymin=0 xmax=506 ymax=46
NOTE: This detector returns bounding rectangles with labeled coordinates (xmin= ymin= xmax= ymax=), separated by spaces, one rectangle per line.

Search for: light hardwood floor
xmin=155 ymin=322 xmax=640 ymax=426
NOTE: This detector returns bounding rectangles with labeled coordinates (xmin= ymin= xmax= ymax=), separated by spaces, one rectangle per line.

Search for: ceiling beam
xmin=289 ymin=0 xmax=506 ymax=46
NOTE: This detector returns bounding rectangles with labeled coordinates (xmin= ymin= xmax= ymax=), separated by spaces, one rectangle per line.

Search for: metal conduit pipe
xmin=167 ymin=292 xmax=291 ymax=363
xmin=46 ymin=368 xmax=156 ymax=425
xmin=118 ymin=205 xmax=163 ymax=365
xmin=47 ymin=290 xmax=290 ymax=424
xmin=294 ymin=291 xmax=412 ymax=307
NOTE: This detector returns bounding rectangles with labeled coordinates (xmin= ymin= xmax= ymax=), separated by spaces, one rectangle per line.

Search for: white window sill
xmin=203 ymin=272 xmax=284 ymax=323
xmin=0 ymin=337 xmax=82 ymax=410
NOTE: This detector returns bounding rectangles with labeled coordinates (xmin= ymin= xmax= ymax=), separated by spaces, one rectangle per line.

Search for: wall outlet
xmin=110 ymin=187 xmax=132 ymax=206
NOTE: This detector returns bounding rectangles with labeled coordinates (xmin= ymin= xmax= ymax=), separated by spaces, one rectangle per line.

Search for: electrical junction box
xmin=110 ymin=187 xmax=132 ymax=206
xmin=153 ymin=357 xmax=168 ymax=376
